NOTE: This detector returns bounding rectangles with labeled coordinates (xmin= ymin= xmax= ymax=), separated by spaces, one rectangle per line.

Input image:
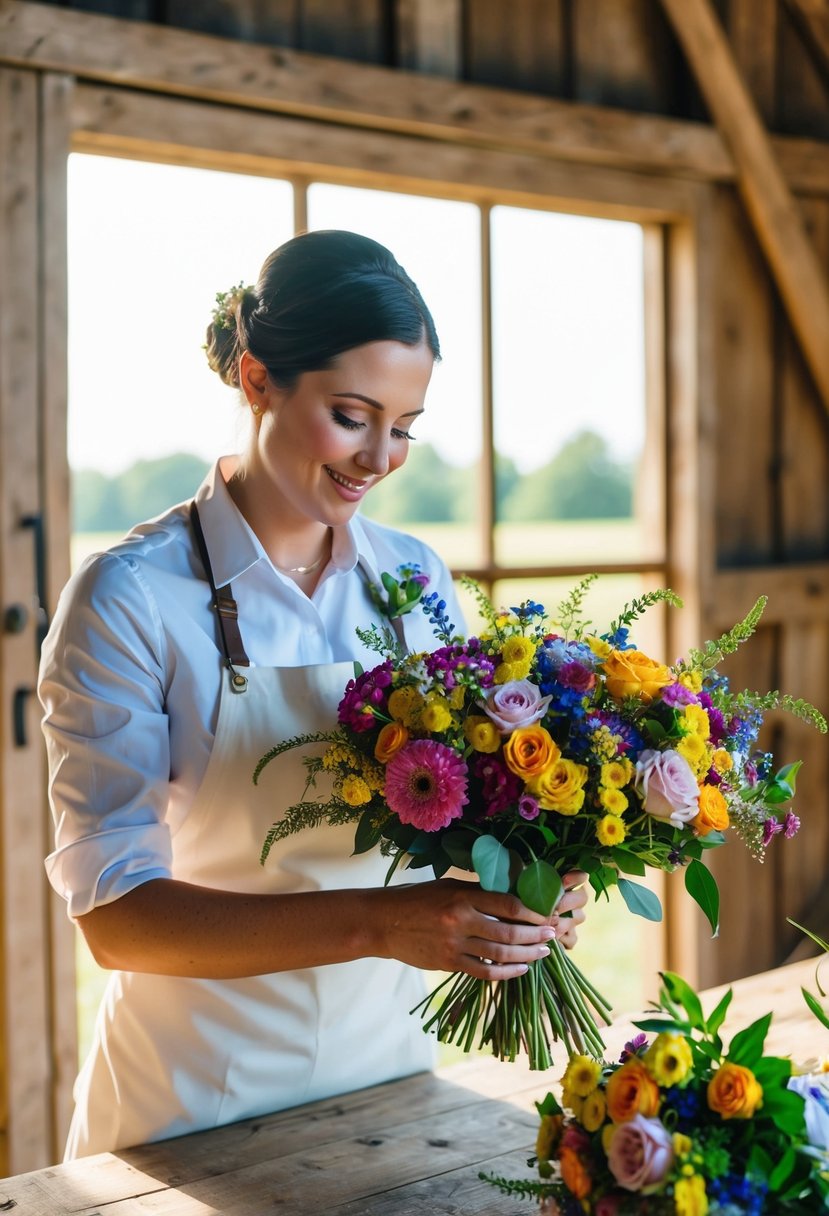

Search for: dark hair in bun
xmin=204 ymin=230 xmax=440 ymax=392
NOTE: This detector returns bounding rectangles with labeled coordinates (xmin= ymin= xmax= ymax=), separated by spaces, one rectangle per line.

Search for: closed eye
xmin=332 ymin=408 xmax=363 ymax=431
xmin=391 ymin=428 xmax=416 ymax=441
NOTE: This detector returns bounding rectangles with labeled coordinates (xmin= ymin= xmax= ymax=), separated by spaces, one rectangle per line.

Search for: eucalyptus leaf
xmin=618 ymin=878 xmax=663 ymax=922
xmin=517 ymin=860 xmax=563 ymax=917
xmin=472 ymin=834 xmax=511 ymax=893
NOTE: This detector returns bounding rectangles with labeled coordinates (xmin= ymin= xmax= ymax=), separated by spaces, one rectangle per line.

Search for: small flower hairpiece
xmin=211 ymin=281 xmax=254 ymax=331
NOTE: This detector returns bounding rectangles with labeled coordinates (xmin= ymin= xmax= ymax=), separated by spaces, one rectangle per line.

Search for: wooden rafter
xmin=659 ymin=0 xmax=829 ymax=418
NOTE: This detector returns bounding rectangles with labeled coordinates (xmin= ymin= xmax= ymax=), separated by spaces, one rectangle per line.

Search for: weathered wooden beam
xmin=709 ymin=561 xmax=829 ymax=627
xmin=783 ymin=0 xmax=829 ymax=83
xmin=659 ymin=0 xmax=829 ymax=418
xmin=395 ymin=0 xmax=461 ymax=76
xmin=1 ymin=1 xmax=829 ymax=193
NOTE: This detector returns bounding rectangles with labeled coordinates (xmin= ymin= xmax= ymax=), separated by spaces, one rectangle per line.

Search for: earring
xmin=251 ymin=403 xmax=262 ymax=415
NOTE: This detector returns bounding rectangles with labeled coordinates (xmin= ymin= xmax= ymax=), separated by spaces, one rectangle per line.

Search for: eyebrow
xmin=331 ymin=392 xmax=424 ymax=418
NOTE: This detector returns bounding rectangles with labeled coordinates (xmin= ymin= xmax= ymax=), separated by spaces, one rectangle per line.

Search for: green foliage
xmin=72 ymin=453 xmax=210 ymax=533
xmin=472 ymin=835 xmax=511 ymax=893
xmin=685 ymin=858 xmax=720 ymax=936
xmin=553 ymin=573 xmax=597 ymax=637
xmin=500 ymin=430 xmax=634 ymax=522
xmin=517 ymin=860 xmax=562 ymax=917
xmin=680 ymin=595 xmax=768 ymax=672
xmin=607 ymin=587 xmax=683 ymax=636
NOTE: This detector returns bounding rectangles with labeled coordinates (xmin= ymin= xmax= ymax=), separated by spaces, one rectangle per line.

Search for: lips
xmin=325 ymin=467 xmax=369 ymax=495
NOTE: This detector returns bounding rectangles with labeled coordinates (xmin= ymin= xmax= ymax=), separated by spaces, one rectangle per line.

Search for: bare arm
xmin=78 ymin=876 xmax=569 ymax=982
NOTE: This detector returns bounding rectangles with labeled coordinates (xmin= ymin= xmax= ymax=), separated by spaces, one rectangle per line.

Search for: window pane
xmin=491 ymin=207 xmax=652 ymax=569
xmin=307 ymin=184 xmax=483 ymax=567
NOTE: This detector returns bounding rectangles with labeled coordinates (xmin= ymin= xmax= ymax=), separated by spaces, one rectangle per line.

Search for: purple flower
xmin=518 ymin=795 xmax=540 ymax=820
xmin=762 ymin=818 xmax=784 ymax=847
xmin=337 ymin=661 xmax=393 ymax=732
xmin=474 ymin=754 xmax=523 ymax=816
xmin=619 ymin=1033 xmax=649 ymax=1062
xmin=557 ymin=662 xmax=596 ymax=693
xmin=660 ymin=682 xmax=698 ymax=708
xmin=783 ymin=810 xmax=801 ymax=839
xmin=384 ymin=739 xmax=469 ymax=831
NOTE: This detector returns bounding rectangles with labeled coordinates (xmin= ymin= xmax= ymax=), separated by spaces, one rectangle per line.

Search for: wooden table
xmin=2 ymin=958 xmax=826 ymax=1215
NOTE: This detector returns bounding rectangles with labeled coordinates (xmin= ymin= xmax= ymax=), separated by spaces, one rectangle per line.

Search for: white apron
xmin=65 ymin=534 xmax=433 ymax=1158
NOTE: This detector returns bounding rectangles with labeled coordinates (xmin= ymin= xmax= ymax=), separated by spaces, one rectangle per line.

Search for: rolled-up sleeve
xmin=40 ymin=552 xmax=174 ymax=918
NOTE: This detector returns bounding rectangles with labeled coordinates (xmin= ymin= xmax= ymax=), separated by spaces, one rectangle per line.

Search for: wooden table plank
xmin=0 ymin=958 xmax=825 ymax=1215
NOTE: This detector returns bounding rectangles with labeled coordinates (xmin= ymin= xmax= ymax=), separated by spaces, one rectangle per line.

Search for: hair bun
xmin=204 ymin=281 xmax=255 ymax=387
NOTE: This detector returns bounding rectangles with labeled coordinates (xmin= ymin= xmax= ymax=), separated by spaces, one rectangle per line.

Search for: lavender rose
xmin=607 ymin=1114 xmax=674 ymax=1192
xmin=634 ymin=749 xmax=700 ymax=827
xmin=481 ymin=679 xmax=552 ymax=734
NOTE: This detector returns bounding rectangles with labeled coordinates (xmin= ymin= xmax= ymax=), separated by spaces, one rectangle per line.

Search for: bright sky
xmin=67 ymin=154 xmax=644 ymax=476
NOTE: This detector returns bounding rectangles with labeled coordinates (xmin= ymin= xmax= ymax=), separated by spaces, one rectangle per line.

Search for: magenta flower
xmin=384 ymin=739 xmax=469 ymax=831
xmin=558 ymin=661 xmax=596 ymax=694
xmin=474 ymin=753 xmax=523 ymax=815
xmin=784 ymin=810 xmax=801 ymax=838
xmin=338 ymin=661 xmax=393 ymax=732
xmin=762 ymin=817 xmax=784 ymax=847
xmin=518 ymin=795 xmax=540 ymax=820
xmin=660 ymin=682 xmax=697 ymax=708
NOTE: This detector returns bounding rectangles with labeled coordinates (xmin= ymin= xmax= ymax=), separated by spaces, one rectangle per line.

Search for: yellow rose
xmin=527 ymin=758 xmax=588 ymax=815
xmin=580 ymin=1090 xmax=607 ymax=1132
xmin=421 ymin=697 xmax=453 ymax=732
xmin=374 ymin=721 xmax=409 ymax=763
xmin=562 ymin=1054 xmax=602 ymax=1097
xmin=596 ymin=813 xmax=626 ymax=845
xmin=605 ymin=1058 xmax=661 ymax=1122
xmin=602 ymin=649 xmax=672 ymax=703
xmin=463 ymin=714 xmax=501 ymax=753
xmin=692 ymin=784 xmax=730 ymax=836
xmin=707 ymin=1062 xmax=763 ymax=1119
xmin=339 ymin=774 xmax=372 ymax=807
xmin=503 ymin=725 xmax=560 ymax=779
xmin=674 ymin=1174 xmax=709 ymax=1216
xmin=644 ymin=1033 xmax=693 ymax=1087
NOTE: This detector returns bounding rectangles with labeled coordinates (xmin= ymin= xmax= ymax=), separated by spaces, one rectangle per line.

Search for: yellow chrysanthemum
xmin=560 ymin=1087 xmax=585 ymax=1120
xmin=599 ymin=787 xmax=629 ymax=815
xmin=501 ymin=635 xmax=537 ymax=665
xmin=449 ymin=685 xmax=466 ymax=710
xmin=600 ymin=759 xmax=633 ymax=788
xmin=601 ymin=1123 xmax=615 ymax=1155
xmin=463 ymin=714 xmax=501 ymax=754
xmin=494 ymin=659 xmax=531 ymax=684
xmin=387 ymin=686 xmax=423 ymax=722
xmin=580 ymin=1089 xmax=607 ymax=1133
xmin=535 ymin=1113 xmax=563 ymax=1161
xmin=677 ymin=732 xmax=710 ymax=775
xmin=585 ymin=634 xmax=613 ymax=660
xmin=589 ymin=725 xmax=620 ymax=762
xmin=596 ymin=813 xmax=627 ymax=845
xmin=339 ymin=774 xmax=372 ymax=807
xmin=673 ymin=1132 xmax=693 ymax=1157
xmin=644 ymin=1033 xmax=693 ymax=1087
xmin=681 ymin=704 xmax=711 ymax=739
xmin=678 ymin=670 xmax=703 ymax=694
xmin=562 ymin=1054 xmax=602 ymax=1098
xmin=674 ymin=1173 xmax=708 ymax=1216
xmin=421 ymin=698 xmax=453 ymax=733
xmin=711 ymin=747 xmax=733 ymax=773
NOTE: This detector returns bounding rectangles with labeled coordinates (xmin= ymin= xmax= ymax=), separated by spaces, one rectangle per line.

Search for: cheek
xmin=388 ymin=442 xmax=410 ymax=476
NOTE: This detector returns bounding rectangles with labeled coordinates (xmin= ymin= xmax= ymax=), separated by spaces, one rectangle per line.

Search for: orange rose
xmin=707 ymin=1062 xmax=763 ymax=1119
xmin=605 ymin=1058 xmax=661 ymax=1122
xmin=692 ymin=783 xmax=730 ymax=836
xmin=503 ymin=725 xmax=560 ymax=779
xmin=374 ymin=721 xmax=409 ymax=763
xmin=602 ymin=649 xmax=672 ymax=703
xmin=559 ymin=1145 xmax=592 ymax=1200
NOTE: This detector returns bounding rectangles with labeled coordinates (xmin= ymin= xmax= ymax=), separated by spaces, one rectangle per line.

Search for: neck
xmin=224 ymin=459 xmax=332 ymax=574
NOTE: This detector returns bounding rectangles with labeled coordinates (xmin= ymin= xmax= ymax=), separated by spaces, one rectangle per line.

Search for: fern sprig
xmin=355 ymin=622 xmax=402 ymax=659
xmin=477 ymin=1171 xmax=558 ymax=1201
xmin=554 ymin=573 xmax=597 ymax=638
xmin=252 ymin=729 xmax=342 ymax=786
xmin=681 ymin=596 xmax=768 ymax=671
xmin=607 ymin=588 xmax=683 ymax=637
xmin=731 ymin=690 xmax=827 ymax=733
xmin=260 ymin=797 xmax=363 ymax=865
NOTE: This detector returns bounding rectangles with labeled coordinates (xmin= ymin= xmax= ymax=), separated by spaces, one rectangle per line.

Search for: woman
xmin=40 ymin=230 xmax=587 ymax=1158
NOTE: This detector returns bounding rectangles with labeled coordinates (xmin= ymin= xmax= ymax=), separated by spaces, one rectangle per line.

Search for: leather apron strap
xmin=189 ymin=501 xmax=251 ymax=676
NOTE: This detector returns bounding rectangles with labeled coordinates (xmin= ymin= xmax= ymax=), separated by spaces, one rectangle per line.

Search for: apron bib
xmin=65 ymin=521 xmax=433 ymax=1158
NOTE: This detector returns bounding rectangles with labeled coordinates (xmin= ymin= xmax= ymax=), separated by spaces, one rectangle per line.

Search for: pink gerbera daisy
xmin=384 ymin=739 xmax=469 ymax=831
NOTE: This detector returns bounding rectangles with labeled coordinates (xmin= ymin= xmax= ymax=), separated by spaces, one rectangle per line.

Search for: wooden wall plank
xmin=394 ymin=0 xmax=461 ymax=76
xmin=0 ymin=66 xmax=53 ymax=1174
xmin=571 ymin=0 xmax=679 ymax=112
xmin=712 ymin=562 xmax=829 ymax=627
xmin=2 ymin=3 xmax=829 ymax=193
xmin=69 ymin=83 xmax=704 ymax=222
xmin=165 ymin=0 xmax=298 ymax=45
xmin=39 ymin=70 xmax=76 ymax=1157
xmin=725 ymin=0 xmax=778 ymax=123
xmin=782 ymin=0 xmax=829 ymax=90
xmin=659 ymin=0 xmax=829 ymax=418
xmin=298 ymin=0 xmax=388 ymax=62
xmin=778 ymin=2 xmax=829 ymax=142
xmin=463 ymin=0 xmax=568 ymax=96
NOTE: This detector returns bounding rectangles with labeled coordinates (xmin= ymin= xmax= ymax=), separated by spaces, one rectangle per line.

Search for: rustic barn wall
xmin=1 ymin=0 xmax=828 ymax=1169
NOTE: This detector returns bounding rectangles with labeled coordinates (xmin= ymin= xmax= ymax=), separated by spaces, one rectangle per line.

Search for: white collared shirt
xmin=40 ymin=458 xmax=463 ymax=918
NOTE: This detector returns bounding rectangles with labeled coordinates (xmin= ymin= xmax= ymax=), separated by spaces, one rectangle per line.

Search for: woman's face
xmin=247 ymin=340 xmax=433 ymax=528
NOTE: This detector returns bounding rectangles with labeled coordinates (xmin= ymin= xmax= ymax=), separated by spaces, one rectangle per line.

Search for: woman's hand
xmin=551 ymin=870 xmax=589 ymax=950
xmin=372 ymin=878 xmax=557 ymax=981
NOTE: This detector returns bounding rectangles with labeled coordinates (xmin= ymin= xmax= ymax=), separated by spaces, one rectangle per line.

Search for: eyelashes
xmin=331 ymin=408 xmax=416 ymax=441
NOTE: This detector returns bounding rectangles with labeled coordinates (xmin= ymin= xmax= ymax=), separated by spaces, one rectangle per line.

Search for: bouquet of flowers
xmin=481 ymin=971 xmax=829 ymax=1213
xmin=256 ymin=568 xmax=826 ymax=1068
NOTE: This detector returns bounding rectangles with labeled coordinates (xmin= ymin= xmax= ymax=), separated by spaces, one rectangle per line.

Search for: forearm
xmin=78 ymin=878 xmax=387 ymax=978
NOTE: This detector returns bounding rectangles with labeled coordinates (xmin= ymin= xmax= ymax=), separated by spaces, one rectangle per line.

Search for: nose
xmin=355 ymin=433 xmax=390 ymax=476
